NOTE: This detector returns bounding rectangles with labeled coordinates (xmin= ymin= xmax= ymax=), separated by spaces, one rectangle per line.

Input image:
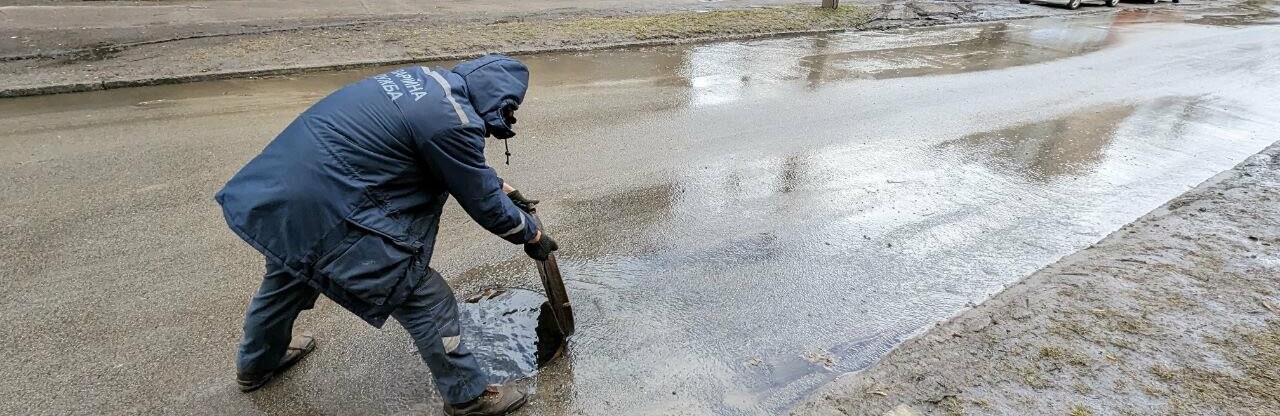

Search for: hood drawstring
xmin=503 ymin=138 xmax=512 ymax=165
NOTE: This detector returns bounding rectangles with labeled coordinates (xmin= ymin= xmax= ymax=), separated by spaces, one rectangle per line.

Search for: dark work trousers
xmin=236 ymin=259 xmax=487 ymax=405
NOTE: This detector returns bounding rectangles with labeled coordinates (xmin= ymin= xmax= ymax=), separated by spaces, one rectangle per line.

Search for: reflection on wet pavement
xmin=5 ymin=8 xmax=1280 ymax=416
xmin=676 ymin=14 xmax=1121 ymax=103
xmin=940 ymin=103 xmax=1135 ymax=181
xmin=518 ymin=13 xmax=1123 ymax=107
xmin=792 ymin=22 xmax=1116 ymax=82
xmin=499 ymin=17 xmax=1280 ymax=415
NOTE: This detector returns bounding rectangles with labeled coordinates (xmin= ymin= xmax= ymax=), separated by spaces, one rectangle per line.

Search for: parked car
xmin=1020 ymin=0 xmax=1118 ymax=10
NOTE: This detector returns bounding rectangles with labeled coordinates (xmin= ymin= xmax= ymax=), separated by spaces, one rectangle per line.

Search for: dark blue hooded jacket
xmin=216 ymin=55 xmax=538 ymax=328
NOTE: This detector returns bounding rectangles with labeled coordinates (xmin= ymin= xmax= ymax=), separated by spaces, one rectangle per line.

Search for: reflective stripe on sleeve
xmin=497 ymin=214 xmax=527 ymax=238
xmin=425 ymin=68 xmax=470 ymax=125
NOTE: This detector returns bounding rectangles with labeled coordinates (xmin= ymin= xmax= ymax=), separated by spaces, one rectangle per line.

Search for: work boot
xmin=443 ymin=384 xmax=529 ymax=416
xmin=237 ymin=333 xmax=316 ymax=392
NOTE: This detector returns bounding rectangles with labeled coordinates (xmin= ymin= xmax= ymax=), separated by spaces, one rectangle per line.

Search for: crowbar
xmin=528 ymin=206 xmax=575 ymax=337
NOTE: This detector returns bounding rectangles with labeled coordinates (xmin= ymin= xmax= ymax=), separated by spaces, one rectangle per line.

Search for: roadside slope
xmin=794 ymin=142 xmax=1280 ymax=416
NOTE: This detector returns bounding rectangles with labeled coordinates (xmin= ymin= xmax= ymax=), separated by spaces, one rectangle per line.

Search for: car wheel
xmin=1067 ymin=0 xmax=1082 ymax=9
xmin=1147 ymin=0 xmax=1159 ymax=3
xmin=1019 ymin=0 xmax=1031 ymax=3
xmin=1106 ymin=0 xmax=1119 ymax=6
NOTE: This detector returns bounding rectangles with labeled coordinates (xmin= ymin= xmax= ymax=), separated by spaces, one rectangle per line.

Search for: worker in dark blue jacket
xmin=215 ymin=55 xmax=556 ymax=416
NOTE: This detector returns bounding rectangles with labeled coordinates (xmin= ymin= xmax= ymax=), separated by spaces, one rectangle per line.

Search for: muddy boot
xmin=443 ymin=384 xmax=529 ymax=416
xmin=237 ymin=333 xmax=316 ymax=392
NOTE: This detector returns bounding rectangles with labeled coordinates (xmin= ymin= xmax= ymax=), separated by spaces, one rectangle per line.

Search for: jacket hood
xmin=452 ymin=55 xmax=529 ymax=139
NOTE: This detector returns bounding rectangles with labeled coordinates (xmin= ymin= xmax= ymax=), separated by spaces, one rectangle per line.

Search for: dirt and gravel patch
xmin=0 ymin=1 xmax=1101 ymax=97
xmin=793 ymin=141 xmax=1280 ymax=415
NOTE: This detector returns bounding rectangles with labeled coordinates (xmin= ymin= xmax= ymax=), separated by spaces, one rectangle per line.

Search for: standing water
xmin=2 ymin=8 xmax=1280 ymax=416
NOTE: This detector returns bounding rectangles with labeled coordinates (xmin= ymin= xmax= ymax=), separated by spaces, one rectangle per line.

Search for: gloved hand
xmin=507 ymin=190 xmax=539 ymax=212
xmin=525 ymin=233 xmax=559 ymax=261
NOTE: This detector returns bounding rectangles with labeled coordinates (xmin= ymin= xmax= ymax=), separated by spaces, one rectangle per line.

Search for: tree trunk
xmin=822 ymin=0 xmax=839 ymax=8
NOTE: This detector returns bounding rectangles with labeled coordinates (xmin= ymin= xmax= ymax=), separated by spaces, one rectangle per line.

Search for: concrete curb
xmin=0 ymin=8 xmax=1113 ymax=98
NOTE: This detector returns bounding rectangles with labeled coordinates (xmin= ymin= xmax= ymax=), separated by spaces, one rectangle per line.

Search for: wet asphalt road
xmin=4 ymin=5 xmax=1280 ymax=415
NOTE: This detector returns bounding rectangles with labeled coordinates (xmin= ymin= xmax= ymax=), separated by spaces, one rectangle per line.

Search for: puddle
xmin=1 ymin=13 xmax=1125 ymax=121
xmin=4 ymin=10 xmax=1280 ymax=416
xmin=665 ymin=13 xmax=1123 ymax=103
xmin=939 ymin=103 xmax=1136 ymax=181
xmin=786 ymin=19 xmax=1117 ymax=82
xmin=937 ymin=96 xmax=1237 ymax=182
xmin=1188 ymin=0 xmax=1280 ymax=26
xmin=458 ymin=288 xmax=566 ymax=384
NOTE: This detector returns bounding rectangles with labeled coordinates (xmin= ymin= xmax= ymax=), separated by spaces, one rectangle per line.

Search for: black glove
xmin=507 ymin=190 xmax=539 ymax=212
xmin=525 ymin=234 xmax=559 ymax=261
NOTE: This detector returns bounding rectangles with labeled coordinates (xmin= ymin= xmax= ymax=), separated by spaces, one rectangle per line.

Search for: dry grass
xmin=192 ymin=5 xmax=873 ymax=68
xmin=1157 ymin=320 xmax=1280 ymax=414
xmin=1068 ymin=405 xmax=1094 ymax=416
xmin=387 ymin=6 xmax=874 ymax=57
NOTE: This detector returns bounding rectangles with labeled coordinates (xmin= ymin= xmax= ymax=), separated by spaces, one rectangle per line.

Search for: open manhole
xmin=458 ymin=288 xmax=567 ymax=384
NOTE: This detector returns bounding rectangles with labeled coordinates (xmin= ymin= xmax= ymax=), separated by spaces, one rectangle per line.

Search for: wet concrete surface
xmin=3 ymin=8 xmax=1280 ymax=415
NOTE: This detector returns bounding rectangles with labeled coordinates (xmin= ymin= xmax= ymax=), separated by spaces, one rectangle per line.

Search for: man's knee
xmin=399 ymin=268 xmax=454 ymax=309
xmin=243 ymin=261 xmax=319 ymax=332
xmin=395 ymin=269 xmax=465 ymax=349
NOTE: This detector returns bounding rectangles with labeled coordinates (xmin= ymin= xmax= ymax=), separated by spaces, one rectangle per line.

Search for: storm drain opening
xmin=459 ymin=288 xmax=567 ymax=384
